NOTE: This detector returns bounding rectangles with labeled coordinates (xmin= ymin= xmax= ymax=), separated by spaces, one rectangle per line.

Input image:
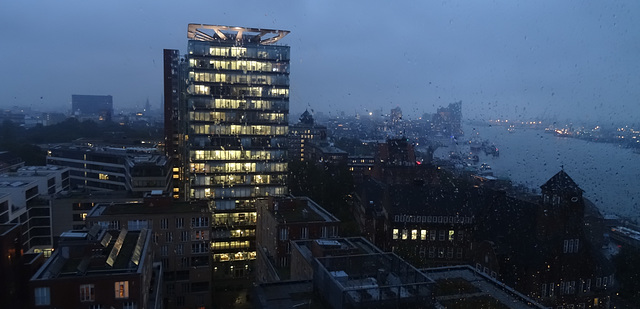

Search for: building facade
xmin=29 ymin=227 xmax=160 ymax=309
xmin=86 ymin=196 xmax=212 ymax=309
xmin=164 ymin=25 xmax=291 ymax=285
xmin=288 ymin=110 xmax=327 ymax=162
xmin=255 ymin=196 xmax=340 ymax=283
xmin=47 ymin=144 xmax=171 ymax=195
xmin=71 ymin=94 xmax=113 ymax=122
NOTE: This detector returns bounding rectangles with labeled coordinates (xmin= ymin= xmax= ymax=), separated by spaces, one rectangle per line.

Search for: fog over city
xmin=1 ymin=0 xmax=639 ymax=123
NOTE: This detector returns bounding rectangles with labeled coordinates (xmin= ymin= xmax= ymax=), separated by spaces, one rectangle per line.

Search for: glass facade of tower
xmin=184 ymin=30 xmax=290 ymax=278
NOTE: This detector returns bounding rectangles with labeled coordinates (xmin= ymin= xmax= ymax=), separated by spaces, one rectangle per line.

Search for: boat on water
xmin=507 ymin=125 xmax=516 ymax=133
xmin=468 ymin=136 xmax=483 ymax=150
xmin=483 ymin=144 xmax=499 ymax=157
xmin=477 ymin=163 xmax=493 ymax=176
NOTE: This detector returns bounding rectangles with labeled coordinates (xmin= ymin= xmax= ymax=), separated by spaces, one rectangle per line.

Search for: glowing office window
xmin=411 ymin=229 xmax=418 ymax=240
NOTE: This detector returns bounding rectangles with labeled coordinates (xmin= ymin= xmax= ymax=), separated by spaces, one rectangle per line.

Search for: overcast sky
xmin=1 ymin=0 xmax=639 ymax=123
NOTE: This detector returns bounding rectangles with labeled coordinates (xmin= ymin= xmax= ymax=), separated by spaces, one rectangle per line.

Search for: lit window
xmin=448 ymin=230 xmax=455 ymax=241
xmin=401 ymin=229 xmax=408 ymax=240
xmin=98 ymin=173 xmax=109 ymax=180
xmin=34 ymin=287 xmax=50 ymax=306
xmin=79 ymin=284 xmax=95 ymax=302
xmin=115 ymin=281 xmax=129 ymax=299
xmin=392 ymin=229 xmax=399 ymax=240
xmin=411 ymin=229 xmax=418 ymax=240
xmin=420 ymin=230 xmax=427 ymax=240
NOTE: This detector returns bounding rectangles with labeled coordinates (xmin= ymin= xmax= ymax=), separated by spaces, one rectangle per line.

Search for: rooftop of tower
xmin=188 ymin=24 xmax=290 ymax=45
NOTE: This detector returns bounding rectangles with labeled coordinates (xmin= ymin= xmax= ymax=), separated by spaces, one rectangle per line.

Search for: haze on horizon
xmin=1 ymin=0 xmax=639 ymax=124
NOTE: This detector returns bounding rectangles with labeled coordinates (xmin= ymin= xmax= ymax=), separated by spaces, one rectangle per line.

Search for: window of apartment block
xmin=421 ymin=230 xmax=427 ymax=240
xmin=392 ymin=229 xmax=399 ymax=240
xmin=34 ymin=287 xmax=50 ymax=306
xmin=193 ymin=230 xmax=208 ymax=240
xmin=161 ymin=245 xmax=168 ymax=256
xmin=301 ymin=227 xmax=308 ymax=239
xmin=160 ymin=218 xmax=169 ymax=229
xmin=192 ymin=217 xmax=209 ymax=228
xmin=123 ymin=302 xmax=137 ymax=309
xmin=176 ymin=244 xmax=184 ymax=255
xmin=114 ymin=281 xmax=129 ymax=299
xmin=181 ymin=230 xmax=189 ymax=242
xmin=401 ymin=229 xmax=408 ymax=240
xmin=448 ymin=230 xmax=455 ymax=241
xmin=411 ymin=229 xmax=418 ymax=240
xmin=192 ymin=243 xmax=208 ymax=254
xmin=165 ymin=232 xmax=173 ymax=242
xmin=321 ymin=226 xmax=328 ymax=238
xmin=181 ymin=257 xmax=190 ymax=268
xmin=176 ymin=218 xmax=184 ymax=229
xmin=430 ymin=230 xmax=436 ymax=241
xmin=439 ymin=230 xmax=445 ymax=241
xmin=279 ymin=228 xmax=289 ymax=240
xmin=79 ymin=284 xmax=95 ymax=302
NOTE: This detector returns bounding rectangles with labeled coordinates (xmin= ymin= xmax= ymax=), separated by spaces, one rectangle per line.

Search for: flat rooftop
xmin=253 ymin=281 xmax=325 ymax=309
xmin=266 ymin=197 xmax=339 ymax=224
xmin=90 ymin=201 xmax=206 ymax=217
xmin=32 ymin=228 xmax=150 ymax=281
xmin=423 ymin=266 xmax=546 ymax=309
xmin=292 ymin=237 xmax=383 ymax=263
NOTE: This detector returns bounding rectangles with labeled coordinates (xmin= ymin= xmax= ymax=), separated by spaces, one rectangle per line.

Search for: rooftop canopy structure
xmin=187 ymin=24 xmax=290 ymax=45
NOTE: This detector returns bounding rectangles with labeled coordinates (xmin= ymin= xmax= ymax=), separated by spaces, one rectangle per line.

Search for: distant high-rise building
xmin=432 ymin=101 xmax=463 ymax=138
xmin=288 ymin=110 xmax=327 ymax=162
xmin=164 ymin=24 xmax=291 ymax=287
xmin=71 ymin=95 xmax=113 ymax=121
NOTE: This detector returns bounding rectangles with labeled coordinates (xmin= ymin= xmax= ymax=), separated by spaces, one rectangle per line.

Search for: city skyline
xmin=1 ymin=1 xmax=639 ymax=123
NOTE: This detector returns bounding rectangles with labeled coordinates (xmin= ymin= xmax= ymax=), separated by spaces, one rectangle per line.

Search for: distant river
xmin=433 ymin=123 xmax=640 ymax=220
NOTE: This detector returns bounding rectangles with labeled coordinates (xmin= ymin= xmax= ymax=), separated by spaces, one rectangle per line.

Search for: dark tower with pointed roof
xmin=536 ymin=170 xmax=586 ymax=253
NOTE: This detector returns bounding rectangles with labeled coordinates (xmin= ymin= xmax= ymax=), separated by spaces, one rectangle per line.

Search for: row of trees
xmin=0 ymin=119 xmax=162 ymax=165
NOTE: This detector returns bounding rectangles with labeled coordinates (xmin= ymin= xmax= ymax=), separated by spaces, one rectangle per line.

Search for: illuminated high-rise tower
xmin=164 ymin=24 xmax=290 ymax=283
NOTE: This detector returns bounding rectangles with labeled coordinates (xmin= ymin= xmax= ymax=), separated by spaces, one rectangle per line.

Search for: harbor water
xmin=433 ymin=123 xmax=640 ymax=220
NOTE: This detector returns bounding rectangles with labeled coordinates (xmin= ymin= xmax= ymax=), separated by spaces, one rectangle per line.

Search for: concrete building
xmin=71 ymin=94 xmax=113 ymax=122
xmin=163 ymin=25 xmax=291 ymax=294
xmin=289 ymin=237 xmax=384 ymax=281
xmin=47 ymin=144 xmax=171 ymax=195
xmin=50 ymin=191 xmax=142 ymax=245
xmin=0 ymin=166 xmax=70 ymax=255
xmin=86 ymin=195 xmax=212 ymax=309
xmin=288 ymin=110 xmax=327 ymax=162
xmin=29 ymin=226 xmax=161 ymax=309
xmin=431 ymin=101 xmax=463 ymax=138
xmin=255 ymin=196 xmax=340 ymax=283
xmin=1 ymin=223 xmax=46 ymax=309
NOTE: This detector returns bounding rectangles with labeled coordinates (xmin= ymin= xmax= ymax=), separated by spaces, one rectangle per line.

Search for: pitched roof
xmin=540 ymin=170 xmax=583 ymax=193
